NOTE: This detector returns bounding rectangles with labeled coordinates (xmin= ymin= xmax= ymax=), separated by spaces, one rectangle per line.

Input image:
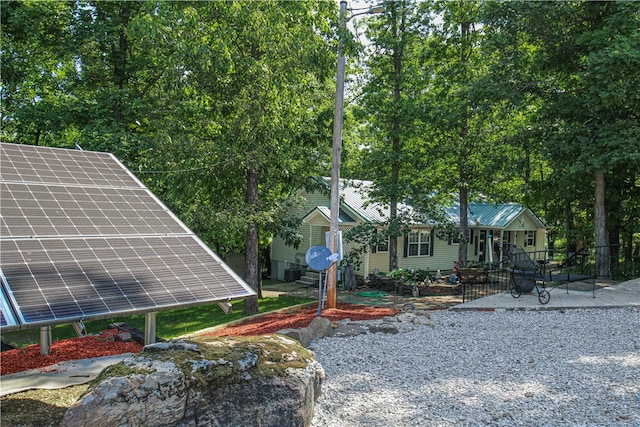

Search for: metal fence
xmin=459 ymin=243 xmax=632 ymax=303
xmin=460 ymin=262 xmax=512 ymax=303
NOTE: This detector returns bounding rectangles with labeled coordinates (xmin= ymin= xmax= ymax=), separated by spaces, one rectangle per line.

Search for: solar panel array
xmin=0 ymin=143 xmax=255 ymax=330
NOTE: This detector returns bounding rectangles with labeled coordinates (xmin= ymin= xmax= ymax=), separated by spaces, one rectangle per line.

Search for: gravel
xmin=309 ymin=307 xmax=640 ymax=427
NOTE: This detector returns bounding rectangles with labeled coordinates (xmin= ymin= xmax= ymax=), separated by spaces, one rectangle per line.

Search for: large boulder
xmin=63 ymin=336 xmax=324 ymax=427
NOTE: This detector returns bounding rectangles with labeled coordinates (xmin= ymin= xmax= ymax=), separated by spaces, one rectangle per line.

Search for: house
xmin=270 ymin=179 xmax=546 ymax=281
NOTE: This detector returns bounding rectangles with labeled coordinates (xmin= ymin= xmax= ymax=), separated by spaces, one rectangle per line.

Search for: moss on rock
xmin=88 ymin=335 xmax=315 ymax=392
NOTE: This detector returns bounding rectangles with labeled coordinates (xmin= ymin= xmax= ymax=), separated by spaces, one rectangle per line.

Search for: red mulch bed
xmin=1 ymin=329 xmax=144 ymax=376
xmin=203 ymin=302 xmax=398 ymax=337
xmin=1 ymin=303 xmax=396 ymax=375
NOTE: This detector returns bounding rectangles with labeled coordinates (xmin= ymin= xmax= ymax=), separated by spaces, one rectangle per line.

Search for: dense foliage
xmin=2 ymin=0 xmax=638 ymax=285
xmin=345 ymin=0 xmax=639 ymax=275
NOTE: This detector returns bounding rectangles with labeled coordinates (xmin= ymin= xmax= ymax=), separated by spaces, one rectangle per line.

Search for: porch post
xmin=499 ymin=230 xmax=505 ymax=268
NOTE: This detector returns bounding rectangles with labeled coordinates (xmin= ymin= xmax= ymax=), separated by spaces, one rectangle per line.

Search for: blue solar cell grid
xmin=0 ymin=143 xmax=255 ymax=330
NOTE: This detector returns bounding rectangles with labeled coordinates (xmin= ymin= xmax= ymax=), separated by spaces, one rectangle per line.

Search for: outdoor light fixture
xmin=367 ymin=5 xmax=386 ymax=14
xmin=326 ymin=1 xmax=384 ymax=308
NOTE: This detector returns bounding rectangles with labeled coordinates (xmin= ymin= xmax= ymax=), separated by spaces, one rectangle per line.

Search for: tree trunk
xmin=243 ymin=167 xmax=260 ymax=315
xmin=457 ymin=20 xmax=471 ymax=269
xmin=565 ymin=200 xmax=577 ymax=257
xmin=388 ymin=109 xmax=400 ymax=271
xmin=594 ymin=172 xmax=610 ymax=278
xmin=389 ymin=200 xmax=398 ymax=271
xmin=547 ymin=229 xmax=556 ymax=259
xmin=458 ymin=186 xmax=468 ymax=268
xmin=113 ymin=4 xmax=131 ymax=123
xmin=388 ymin=2 xmax=404 ymax=273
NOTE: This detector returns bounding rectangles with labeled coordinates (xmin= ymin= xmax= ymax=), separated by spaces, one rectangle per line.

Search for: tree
xmin=1 ymin=0 xmax=76 ymax=146
xmin=147 ymin=1 xmax=337 ymax=314
xmin=2 ymin=1 xmax=338 ymax=315
xmin=492 ymin=1 xmax=640 ymax=276
xmin=417 ymin=0 xmax=499 ymax=267
xmin=357 ymin=0 xmax=428 ymax=270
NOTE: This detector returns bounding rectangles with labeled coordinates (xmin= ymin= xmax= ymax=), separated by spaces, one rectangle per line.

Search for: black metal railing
xmin=460 ymin=261 xmax=512 ymax=303
xmin=459 ymin=243 xmax=634 ymax=303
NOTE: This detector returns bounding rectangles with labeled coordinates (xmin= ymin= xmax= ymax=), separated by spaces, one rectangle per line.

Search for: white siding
xmin=366 ymin=232 xmax=459 ymax=275
xmin=397 ymin=235 xmax=458 ymax=273
xmin=271 ymin=191 xmax=331 ymax=280
xmin=503 ymin=212 xmax=546 ymax=261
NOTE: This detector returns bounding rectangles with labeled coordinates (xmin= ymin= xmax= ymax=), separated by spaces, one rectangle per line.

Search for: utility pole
xmin=327 ymin=0 xmax=347 ymax=309
xmin=327 ymin=1 xmax=384 ymax=308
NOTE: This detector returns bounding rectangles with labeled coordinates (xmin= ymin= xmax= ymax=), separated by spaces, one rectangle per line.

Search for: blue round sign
xmin=305 ymin=245 xmax=333 ymax=271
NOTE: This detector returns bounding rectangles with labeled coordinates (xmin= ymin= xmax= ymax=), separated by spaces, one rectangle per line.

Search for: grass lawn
xmin=1 ymin=295 xmax=313 ymax=349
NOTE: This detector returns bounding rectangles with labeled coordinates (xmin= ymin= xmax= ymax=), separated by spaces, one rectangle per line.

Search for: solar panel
xmin=0 ymin=142 xmax=142 ymax=188
xmin=0 ymin=286 xmax=19 ymax=328
xmin=0 ymin=143 xmax=255 ymax=330
xmin=1 ymin=182 xmax=187 ymax=238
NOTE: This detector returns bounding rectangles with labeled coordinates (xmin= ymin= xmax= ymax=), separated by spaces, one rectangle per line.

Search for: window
xmin=408 ymin=231 xmax=430 ymax=256
xmin=371 ymin=229 xmax=388 ymax=253
xmin=447 ymin=229 xmax=460 ymax=245
xmin=525 ymin=230 xmax=536 ymax=247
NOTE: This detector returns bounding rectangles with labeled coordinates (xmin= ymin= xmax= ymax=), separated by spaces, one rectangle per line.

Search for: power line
xmin=137 ymin=159 xmax=232 ymax=175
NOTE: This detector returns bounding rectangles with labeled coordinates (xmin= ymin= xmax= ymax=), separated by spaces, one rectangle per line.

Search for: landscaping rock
xmin=367 ymin=323 xmax=400 ymax=334
xmin=329 ymin=312 xmax=436 ymax=338
xmin=307 ymin=316 xmax=333 ymax=341
xmin=278 ymin=316 xmax=334 ymax=347
xmin=114 ymin=332 xmax=133 ymax=342
xmin=332 ymin=324 xmax=368 ymax=338
xmin=397 ymin=312 xmax=417 ymax=323
xmin=412 ymin=316 xmax=435 ymax=327
xmin=277 ymin=312 xmax=434 ymax=346
xmin=109 ymin=322 xmax=165 ymax=345
xmin=415 ymin=310 xmax=432 ymax=319
xmin=365 ymin=275 xmax=462 ymax=296
xmin=1 ymin=340 xmax=16 ymax=352
xmin=62 ymin=336 xmax=324 ymax=427
xmin=277 ymin=327 xmax=313 ymax=347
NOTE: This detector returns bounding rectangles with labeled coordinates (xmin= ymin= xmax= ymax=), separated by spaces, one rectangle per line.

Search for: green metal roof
xmin=340 ymin=179 xmax=413 ymax=223
xmin=467 ymin=203 xmax=524 ymax=228
xmin=334 ymin=179 xmax=541 ymax=229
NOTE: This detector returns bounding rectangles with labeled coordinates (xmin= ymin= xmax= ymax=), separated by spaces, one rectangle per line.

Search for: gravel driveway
xmin=310 ymin=307 xmax=640 ymax=426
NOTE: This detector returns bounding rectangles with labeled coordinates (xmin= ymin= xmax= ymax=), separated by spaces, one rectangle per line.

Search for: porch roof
xmin=444 ymin=203 xmax=531 ymax=228
xmin=468 ymin=203 xmax=526 ymax=228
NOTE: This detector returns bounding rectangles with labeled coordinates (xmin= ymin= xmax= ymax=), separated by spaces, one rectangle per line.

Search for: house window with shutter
xmin=377 ymin=238 xmax=389 ymax=253
xmin=525 ymin=230 xmax=536 ymax=247
xmin=408 ymin=231 xmax=431 ymax=256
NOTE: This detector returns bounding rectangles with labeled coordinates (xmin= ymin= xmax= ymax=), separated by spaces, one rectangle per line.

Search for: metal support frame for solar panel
xmin=0 ymin=143 xmax=255 ymax=351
